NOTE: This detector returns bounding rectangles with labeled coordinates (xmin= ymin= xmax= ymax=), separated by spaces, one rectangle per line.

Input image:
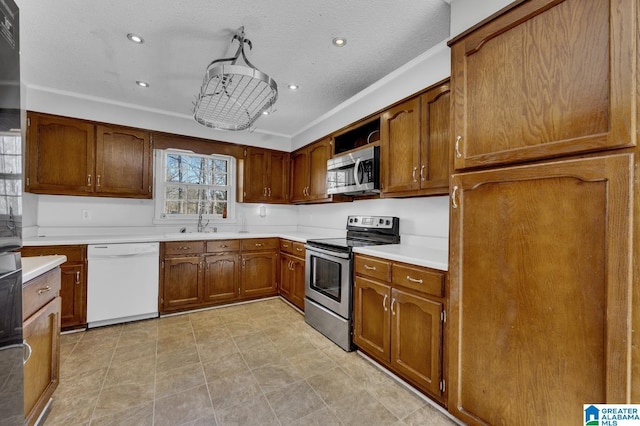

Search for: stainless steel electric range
xmin=304 ymin=215 xmax=400 ymax=351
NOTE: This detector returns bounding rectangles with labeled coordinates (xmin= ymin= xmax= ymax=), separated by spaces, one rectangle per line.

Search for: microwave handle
xmin=353 ymin=158 xmax=362 ymax=186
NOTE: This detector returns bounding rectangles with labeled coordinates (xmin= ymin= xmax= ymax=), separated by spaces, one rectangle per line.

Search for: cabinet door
xmin=267 ymin=151 xmax=289 ymax=203
xmin=449 ymin=154 xmax=632 ymax=425
xmin=243 ymin=148 xmax=267 ymax=202
xmin=24 ymin=297 xmax=60 ymax=426
xmin=95 ymin=125 xmax=152 ymax=198
xmin=353 ymin=276 xmax=390 ymax=363
xmin=290 ymin=149 xmax=309 ymax=203
xmin=279 ymin=254 xmax=293 ymax=298
xmin=420 ymin=82 xmax=450 ymax=194
xmin=241 ymin=251 xmax=278 ymax=298
xmin=450 ymin=0 xmax=635 ymax=170
xmin=26 ymin=113 xmax=94 ymax=195
xmin=161 ymin=256 xmax=202 ymax=312
xmin=290 ymin=257 xmax=306 ymax=311
xmin=391 ymin=288 xmax=442 ymax=398
xmin=306 ymin=138 xmax=331 ymax=201
xmin=59 ymin=263 xmax=86 ymax=329
xmin=381 ymin=97 xmax=421 ymax=194
xmin=203 ymin=253 xmax=240 ymax=303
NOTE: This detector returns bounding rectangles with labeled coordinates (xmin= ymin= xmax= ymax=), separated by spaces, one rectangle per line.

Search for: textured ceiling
xmin=16 ymin=0 xmax=450 ymax=138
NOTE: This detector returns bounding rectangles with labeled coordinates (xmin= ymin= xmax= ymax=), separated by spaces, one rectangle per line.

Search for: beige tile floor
xmin=46 ymin=298 xmax=459 ymax=426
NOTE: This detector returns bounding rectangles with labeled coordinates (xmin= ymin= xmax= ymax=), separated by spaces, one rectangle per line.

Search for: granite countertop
xmin=353 ymin=244 xmax=448 ymax=271
xmin=22 ymin=255 xmax=67 ymax=283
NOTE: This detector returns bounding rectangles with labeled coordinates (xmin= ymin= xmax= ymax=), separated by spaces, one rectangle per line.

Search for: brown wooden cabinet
xmin=449 ymin=0 xmax=635 ymax=171
xmin=26 ymin=112 xmax=153 ymax=198
xmin=21 ymin=245 xmax=87 ymax=330
xmin=381 ymin=80 xmax=450 ymax=197
xmin=23 ymin=268 xmax=61 ymax=426
xmin=353 ymin=254 xmax=445 ymax=402
xmin=242 ymin=147 xmax=289 ymax=203
xmin=279 ymin=239 xmax=305 ymax=310
xmin=290 ymin=137 xmax=332 ymax=203
xmin=447 ymin=0 xmax=638 ymax=424
xmin=160 ymin=238 xmax=278 ymax=314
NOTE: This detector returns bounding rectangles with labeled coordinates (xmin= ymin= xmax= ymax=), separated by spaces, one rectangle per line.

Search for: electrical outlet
xmin=81 ymin=209 xmax=92 ymax=221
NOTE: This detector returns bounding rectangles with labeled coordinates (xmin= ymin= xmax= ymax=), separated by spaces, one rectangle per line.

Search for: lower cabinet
xmin=21 ymin=245 xmax=87 ymax=330
xmin=353 ymin=254 xmax=446 ymax=403
xmin=279 ymin=239 xmax=305 ymax=310
xmin=160 ymin=238 xmax=278 ymax=314
xmin=23 ymin=268 xmax=62 ymax=426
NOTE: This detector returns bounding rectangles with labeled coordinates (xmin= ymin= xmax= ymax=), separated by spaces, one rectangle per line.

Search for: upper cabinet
xmin=241 ymin=147 xmax=289 ymax=203
xmin=381 ymin=80 xmax=450 ymax=197
xmin=449 ymin=0 xmax=636 ymax=170
xmin=290 ymin=137 xmax=332 ymax=203
xmin=26 ymin=112 xmax=153 ymax=198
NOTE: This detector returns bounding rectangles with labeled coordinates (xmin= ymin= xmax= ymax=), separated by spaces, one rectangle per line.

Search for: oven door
xmin=305 ymin=245 xmax=352 ymax=319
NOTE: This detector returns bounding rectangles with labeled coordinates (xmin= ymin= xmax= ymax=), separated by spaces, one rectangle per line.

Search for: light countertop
xmin=353 ymin=244 xmax=448 ymax=271
xmin=22 ymin=255 xmax=67 ymax=283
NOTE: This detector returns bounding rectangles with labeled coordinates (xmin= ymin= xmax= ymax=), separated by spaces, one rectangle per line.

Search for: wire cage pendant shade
xmin=194 ymin=27 xmax=278 ymax=131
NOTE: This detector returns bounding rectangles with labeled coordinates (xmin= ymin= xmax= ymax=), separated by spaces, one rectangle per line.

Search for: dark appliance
xmin=326 ymin=145 xmax=380 ymax=196
xmin=0 ymin=0 xmax=24 ymax=424
xmin=305 ymin=215 xmax=399 ymax=351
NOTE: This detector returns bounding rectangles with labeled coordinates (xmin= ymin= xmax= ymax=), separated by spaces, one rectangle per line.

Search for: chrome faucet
xmin=197 ymin=211 xmax=209 ymax=232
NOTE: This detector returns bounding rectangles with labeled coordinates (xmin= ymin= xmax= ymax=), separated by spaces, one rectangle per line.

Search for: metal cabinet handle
xmin=282 ymin=244 xmax=289 ymax=248
xmin=382 ymin=294 xmax=388 ymax=312
xmin=87 ymin=174 xmax=92 ymax=186
xmin=412 ymin=167 xmax=418 ymax=182
xmin=391 ymin=298 xmax=396 ymax=316
xmin=23 ymin=340 xmax=32 ymax=365
xmin=295 ymin=247 xmax=303 ymax=252
xmin=268 ymin=187 xmax=271 ymax=197
xmin=451 ymin=186 xmax=459 ymax=209
xmin=455 ymin=136 xmax=462 ymax=158
xmin=420 ymin=165 xmax=425 ymax=181
xmin=75 ymin=271 xmax=80 ymax=284
xmin=255 ymin=243 xmax=263 ymax=247
xmin=364 ymin=264 xmax=376 ymax=271
xmin=96 ymin=174 xmax=101 ymax=187
xmin=220 ymin=244 xmax=228 ymax=248
xmin=37 ymin=285 xmax=52 ymax=295
xmin=406 ymin=275 xmax=423 ymax=284
xmin=178 ymin=246 xmax=191 ymax=250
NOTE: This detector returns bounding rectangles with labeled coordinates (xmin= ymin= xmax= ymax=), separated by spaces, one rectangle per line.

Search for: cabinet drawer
xmin=355 ymin=255 xmax=391 ymax=282
xmin=206 ymin=239 xmax=240 ymax=253
xmin=21 ymin=245 xmax=85 ymax=263
xmin=280 ymin=239 xmax=294 ymax=254
xmin=163 ymin=241 xmax=204 ymax=255
xmin=292 ymin=242 xmax=306 ymax=257
xmin=23 ymin=268 xmax=61 ymax=320
xmin=241 ymin=238 xmax=278 ymax=251
xmin=392 ymin=263 xmax=444 ymax=297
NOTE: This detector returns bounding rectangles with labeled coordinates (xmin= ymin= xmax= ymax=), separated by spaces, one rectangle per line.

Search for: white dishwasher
xmin=87 ymin=242 xmax=159 ymax=328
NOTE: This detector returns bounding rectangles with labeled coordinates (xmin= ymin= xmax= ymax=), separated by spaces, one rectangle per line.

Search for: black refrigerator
xmin=0 ymin=0 xmax=24 ymax=424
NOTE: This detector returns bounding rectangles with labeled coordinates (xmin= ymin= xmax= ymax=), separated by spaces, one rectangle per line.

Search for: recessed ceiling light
xmin=262 ymin=111 xmax=270 ymax=115
xmin=288 ymin=84 xmax=299 ymax=90
xmin=127 ymin=33 xmax=144 ymax=44
xmin=332 ymin=37 xmax=347 ymax=47
xmin=136 ymin=81 xmax=149 ymax=88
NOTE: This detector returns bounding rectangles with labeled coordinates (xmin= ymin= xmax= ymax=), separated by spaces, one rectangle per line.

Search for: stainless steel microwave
xmin=326 ymin=145 xmax=380 ymax=195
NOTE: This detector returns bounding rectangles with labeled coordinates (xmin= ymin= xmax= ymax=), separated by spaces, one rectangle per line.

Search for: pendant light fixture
xmin=193 ymin=27 xmax=278 ymax=131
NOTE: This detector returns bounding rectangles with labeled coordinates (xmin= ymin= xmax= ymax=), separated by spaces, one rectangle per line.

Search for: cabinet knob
xmin=455 ymin=136 xmax=462 ymax=158
xmin=37 ymin=285 xmax=52 ymax=295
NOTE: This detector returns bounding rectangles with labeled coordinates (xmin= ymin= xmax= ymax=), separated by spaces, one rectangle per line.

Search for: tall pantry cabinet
xmin=447 ymin=0 xmax=637 ymax=425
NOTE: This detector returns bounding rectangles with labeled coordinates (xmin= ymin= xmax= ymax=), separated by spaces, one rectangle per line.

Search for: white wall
xmin=291 ymin=42 xmax=451 ymax=150
xmin=26 ymin=86 xmax=291 ymax=152
xmin=449 ymin=0 xmax=514 ymax=38
xmin=34 ymin=194 xmax=298 ymax=236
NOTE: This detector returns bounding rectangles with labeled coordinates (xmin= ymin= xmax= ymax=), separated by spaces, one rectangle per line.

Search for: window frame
xmin=153 ymin=149 xmax=236 ymax=225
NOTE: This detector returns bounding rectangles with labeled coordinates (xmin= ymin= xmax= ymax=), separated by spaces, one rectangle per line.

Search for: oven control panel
xmin=347 ymin=215 xmax=396 ymax=229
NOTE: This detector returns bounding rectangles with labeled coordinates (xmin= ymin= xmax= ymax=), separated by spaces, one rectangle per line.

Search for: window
xmin=154 ymin=149 xmax=236 ymax=223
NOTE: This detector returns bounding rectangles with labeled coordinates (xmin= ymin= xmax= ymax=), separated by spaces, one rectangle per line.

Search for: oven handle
xmin=305 ymin=245 xmax=351 ymax=260
xmin=353 ymin=158 xmax=362 ymax=186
